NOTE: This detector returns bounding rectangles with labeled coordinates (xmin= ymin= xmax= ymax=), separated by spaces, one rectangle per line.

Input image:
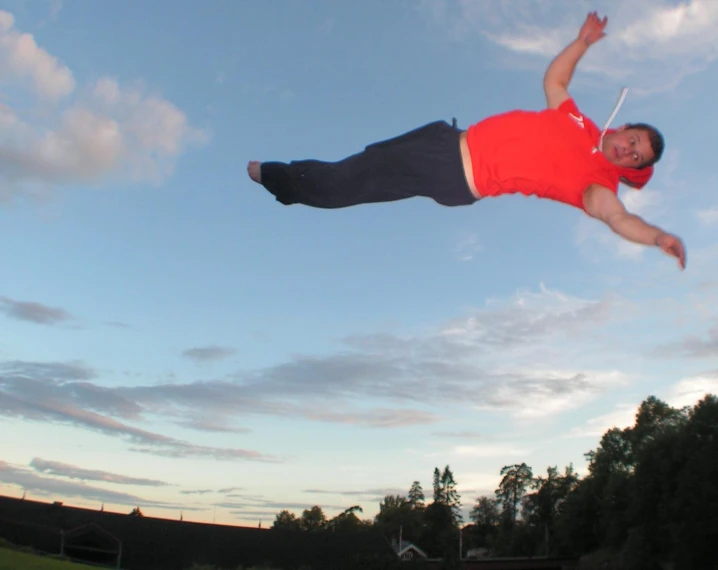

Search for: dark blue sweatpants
xmin=259 ymin=120 xmax=477 ymax=209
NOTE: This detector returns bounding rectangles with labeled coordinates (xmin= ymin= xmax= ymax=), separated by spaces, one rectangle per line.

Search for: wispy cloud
xmin=418 ymin=0 xmax=718 ymax=93
xmin=0 ymin=10 xmax=207 ymax=204
xmin=0 ymin=296 xmax=74 ymax=325
xmin=175 ymin=417 xmax=251 ymax=434
xmin=0 ymin=281 xmax=652 ymax=482
xmin=182 ymin=345 xmax=237 ymax=363
xmin=217 ymin=497 xmax=349 ymax=513
xmin=475 ymin=368 xmax=628 ymax=419
xmin=566 ymin=403 xmax=637 ymax=438
xmin=0 ymin=285 xmax=635 ymax=451
xmin=697 ymin=207 xmax=718 ymax=225
xmin=652 ymin=324 xmax=718 ymax=359
xmin=668 ymin=371 xmax=718 ymax=408
xmin=304 ymin=408 xmax=440 ymax=428
xmin=0 ymin=460 xmax=175 ymax=508
xmin=432 ymin=430 xmax=483 ymax=440
xmin=48 ymin=0 xmax=63 ymax=19
xmin=241 ymin=82 xmax=295 ymax=103
xmin=0 ymin=361 xmax=280 ymax=463
xmin=452 ymin=444 xmax=529 ymax=458
xmin=455 ymin=232 xmax=482 ymax=261
xmin=29 ymin=458 xmax=169 ymax=487
xmin=568 ymin=372 xmax=718 ymax=438
xmin=303 ymin=487 xmax=404 ymax=500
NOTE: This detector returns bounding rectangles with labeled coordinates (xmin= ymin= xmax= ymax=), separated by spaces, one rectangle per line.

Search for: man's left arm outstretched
xmin=583 ymin=185 xmax=686 ymax=269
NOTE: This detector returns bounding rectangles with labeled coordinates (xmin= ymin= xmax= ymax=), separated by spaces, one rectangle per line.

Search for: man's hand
xmin=583 ymin=184 xmax=687 ymax=270
xmin=656 ymin=232 xmax=687 ymax=270
xmin=578 ymin=11 xmax=608 ymax=46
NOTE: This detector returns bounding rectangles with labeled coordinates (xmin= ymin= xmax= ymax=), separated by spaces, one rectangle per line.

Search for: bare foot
xmin=247 ymin=161 xmax=262 ymax=183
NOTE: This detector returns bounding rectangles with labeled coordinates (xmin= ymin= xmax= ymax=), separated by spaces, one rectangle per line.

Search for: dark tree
xmin=432 ymin=466 xmax=462 ymax=524
xmin=495 ymin=463 xmax=532 ymax=528
xmin=408 ymin=481 xmax=425 ymax=510
xmin=374 ymin=494 xmax=423 ymax=544
xmin=300 ymin=505 xmax=327 ymax=531
xmin=469 ymin=496 xmax=500 ymax=551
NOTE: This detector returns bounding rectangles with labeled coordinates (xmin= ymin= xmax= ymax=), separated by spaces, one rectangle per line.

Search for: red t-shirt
xmin=465 ymin=99 xmax=649 ymax=211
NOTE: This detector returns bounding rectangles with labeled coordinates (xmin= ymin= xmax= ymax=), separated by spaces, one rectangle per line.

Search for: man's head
xmin=601 ymin=123 xmax=664 ymax=169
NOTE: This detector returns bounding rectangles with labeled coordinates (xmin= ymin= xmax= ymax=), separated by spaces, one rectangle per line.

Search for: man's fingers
xmin=663 ymin=240 xmax=687 ymax=269
xmin=678 ymin=244 xmax=687 ymax=269
xmin=656 ymin=234 xmax=686 ymax=269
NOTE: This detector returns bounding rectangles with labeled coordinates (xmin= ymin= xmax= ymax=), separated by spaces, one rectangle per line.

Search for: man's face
xmin=602 ymin=126 xmax=655 ymax=169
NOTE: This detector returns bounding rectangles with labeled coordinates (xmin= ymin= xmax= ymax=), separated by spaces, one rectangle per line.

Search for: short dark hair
xmin=626 ymin=123 xmax=665 ymax=168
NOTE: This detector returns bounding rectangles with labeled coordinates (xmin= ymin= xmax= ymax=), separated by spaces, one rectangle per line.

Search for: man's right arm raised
xmin=543 ymin=11 xmax=608 ymax=109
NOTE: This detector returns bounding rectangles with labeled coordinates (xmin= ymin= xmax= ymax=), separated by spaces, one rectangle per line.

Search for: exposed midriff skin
xmin=459 ymin=131 xmax=482 ymax=199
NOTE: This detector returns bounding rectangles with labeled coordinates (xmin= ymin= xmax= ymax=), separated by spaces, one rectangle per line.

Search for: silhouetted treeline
xmin=271 ymin=395 xmax=718 ymax=570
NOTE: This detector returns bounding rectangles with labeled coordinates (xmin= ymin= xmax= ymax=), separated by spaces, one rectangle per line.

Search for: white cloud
xmin=697 ymin=207 xmax=718 ymax=225
xmin=566 ymin=372 xmax=718 ymax=439
xmin=566 ymin=403 xmax=637 ymax=438
xmin=621 ymin=188 xmax=662 ymax=217
xmin=457 ymin=471 xmax=504 ymax=495
xmin=419 ymin=0 xmax=718 ymax=93
xmin=615 ymin=1 xmax=718 ymax=56
xmin=453 ymin=444 xmax=528 ymax=458
xmin=441 ymin=283 xmax=624 ymax=352
xmin=0 ymin=10 xmax=74 ymax=99
xmin=0 ymin=12 xmax=208 ymax=203
xmin=668 ymin=371 xmax=718 ymax=408
xmin=476 ymin=367 xmax=629 ymax=419
xmin=455 ymin=231 xmax=482 ymax=261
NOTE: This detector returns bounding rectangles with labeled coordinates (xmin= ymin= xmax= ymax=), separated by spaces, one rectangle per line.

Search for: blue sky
xmin=1 ymin=0 xmax=717 ymax=527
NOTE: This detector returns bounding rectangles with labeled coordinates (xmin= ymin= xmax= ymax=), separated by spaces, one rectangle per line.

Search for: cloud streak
xmin=0 ymin=361 xmax=280 ymax=463
xmin=652 ymin=324 xmax=718 ymax=359
xmin=697 ymin=207 xmax=718 ymax=225
xmin=0 ymin=286 xmax=642 ymax=461
xmin=0 ymin=460 xmax=174 ymax=508
xmin=0 ymin=296 xmax=74 ymax=325
xmin=29 ymin=458 xmax=170 ymax=487
xmin=668 ymin=371 xmax=718 ymax=408
xmin=182 ymin=346 xmax=237 ymax=363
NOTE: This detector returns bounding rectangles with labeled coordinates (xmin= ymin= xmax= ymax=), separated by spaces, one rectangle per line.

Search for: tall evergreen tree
xmin=431 ymin=466 xmax=462 ymax=524
xmin=408 ymin=481 xmax=425 ymax=509
xmin=433 ymin=467 xmax=443 ymax=503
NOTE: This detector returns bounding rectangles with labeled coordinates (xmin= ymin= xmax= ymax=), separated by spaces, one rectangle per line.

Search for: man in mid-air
xmin=247 ymin=11 xmax=686 ymax=270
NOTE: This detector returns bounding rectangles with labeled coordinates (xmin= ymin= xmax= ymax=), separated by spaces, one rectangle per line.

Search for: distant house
xmin=465 ymin=547 xmax=489 ymax=559
xmin=393 ymin=540 xmax=429 ymax=562
xmin=62 ymin=522 xmax=122 ymax=567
